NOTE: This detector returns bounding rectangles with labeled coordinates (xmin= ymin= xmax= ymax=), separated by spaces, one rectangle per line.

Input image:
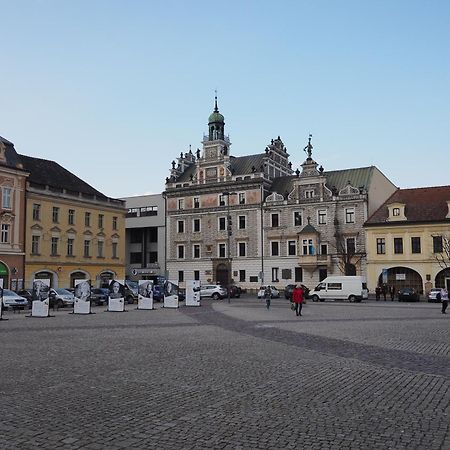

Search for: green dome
xmin=208 ymin=111 xmax=224 ymax=124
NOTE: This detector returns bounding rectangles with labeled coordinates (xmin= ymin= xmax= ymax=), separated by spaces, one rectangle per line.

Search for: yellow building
xmin=20 ymin=155 xmax=126 ymax=289
xmin=364 ymin=186 xmax=450 ymax=298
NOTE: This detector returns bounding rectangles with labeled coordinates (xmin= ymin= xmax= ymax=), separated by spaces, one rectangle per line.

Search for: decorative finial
xmin=303 ymin=134 xmax=313 ymax=159
xmin=214 ymin=89 xmax=218 ymax=112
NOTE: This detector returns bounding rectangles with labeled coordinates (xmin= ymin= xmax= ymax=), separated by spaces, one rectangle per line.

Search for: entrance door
xmin=216 ymin=264 xmax=228 ymax=286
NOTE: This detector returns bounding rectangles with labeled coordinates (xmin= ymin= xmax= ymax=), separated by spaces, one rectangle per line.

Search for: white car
xmin=50 ymin=288 xmax=75 ymax=308
xmin=427 ymin=288 xmax=442 ymax=303
xmin=257 ymin=285 xmax=280 ymax=299
xmin=2 ymin=289 xmax=29 ymax=310
xmin=199 ymin=284 xmax=227 ymax=300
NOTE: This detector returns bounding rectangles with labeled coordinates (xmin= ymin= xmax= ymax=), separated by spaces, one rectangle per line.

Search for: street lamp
xmin=223 ymin=191 xmax=237 ymax=303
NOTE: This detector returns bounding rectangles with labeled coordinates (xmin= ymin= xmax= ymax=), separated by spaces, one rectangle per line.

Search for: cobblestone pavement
xmin=0 ymin=298 xmax=448 ymax=449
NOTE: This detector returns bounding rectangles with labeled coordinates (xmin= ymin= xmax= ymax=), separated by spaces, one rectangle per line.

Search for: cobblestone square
xmin=0 ymin=297 xmax=449 ymax=449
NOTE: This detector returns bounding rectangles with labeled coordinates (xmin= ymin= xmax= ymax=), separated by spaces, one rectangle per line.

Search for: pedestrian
xmin=264 ymin=286 xmax=271 ymax=310
xmin=292 ymin=284 xmax=304 ymax=317
xmin=440 ymin=287 xmax=449 ymax=314
xmin=375 ymin=286 xmax=381 ymax=301
xmin=381 ymin=284 xmax=387 ymax=301
xmin=390 ymin=286 xmax=395 ymax=301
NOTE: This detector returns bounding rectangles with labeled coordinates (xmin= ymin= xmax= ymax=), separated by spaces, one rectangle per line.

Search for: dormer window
xmin=305 ymin=190 xmax=314 ymax=199
xmin=387 ymin=203 xmax=406 ymax=221
xmin=393 ymin=207 xmax=400 ymax=216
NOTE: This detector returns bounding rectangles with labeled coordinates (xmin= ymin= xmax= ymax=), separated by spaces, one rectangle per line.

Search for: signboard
xmin=108 ymin=279 xmax=125 ymax=312
xmin=185 ymin=280 xmax=200 ymax=307
xmin=396 ymin=273 xmax=406 ymax=281
xmin=74 ymin=279 xmax=91 ymax=314
xmin=31 ymin=279 xmax=51 ymax=317
xmin=138 ymin=280 xmax=154 ymax=310
xmin=163 ymin=280 xmax=179 ymax=308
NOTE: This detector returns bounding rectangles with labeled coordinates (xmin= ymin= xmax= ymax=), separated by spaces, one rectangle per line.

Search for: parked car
xmin=2 ymin=289 xmax=29 ymax=310
xmin=310 ymin=276 xmax=367 ymax=303
xmin=199 ymin=284 xmax=227 ymax=300
xmin=228 ymin=285 xmax=242 ymax=298
xmin=49 ymin=288 xmax=75 ymax=308
xmin=153 ymin=285 xmax=165 ymax=302
xmin=16 ymin=289 xmax=33 ymax=307
xmin=397 ymin=287 xmax=420 ymax=302
xmin=284 ymin=284 xmax=310 ymax=300
xmin=90 ymin=288 xmax=109 ymax=306
xmin=124 ymin=280 xmax=138 ymax=304
xmin=427 ymin=288 xmax=442 ymax=303
xmin=257 ymin=285 xmax=280 ymax=299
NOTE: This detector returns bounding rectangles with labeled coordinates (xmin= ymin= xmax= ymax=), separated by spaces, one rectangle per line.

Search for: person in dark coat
xmin=381 ymin=284 xmax=387 ymax=301
xmin=292 ymin=285 xmax=304 ymax=317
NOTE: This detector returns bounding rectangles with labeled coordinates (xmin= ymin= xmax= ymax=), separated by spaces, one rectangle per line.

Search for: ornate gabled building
xmin=164 ymin=99 xmax=397 ymax=291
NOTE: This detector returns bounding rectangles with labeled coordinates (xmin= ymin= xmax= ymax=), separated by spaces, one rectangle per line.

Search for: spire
xmin=214 ymin=89 xmax=219 ymax=112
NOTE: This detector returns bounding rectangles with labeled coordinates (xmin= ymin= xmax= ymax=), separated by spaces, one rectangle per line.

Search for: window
xmin=219 ymin=217 xmax=226 ymax=231
xmin=411 ymin=237 xmax=421 ymax=254
xmin=178 ymin=199 xmax=185 ymax=210
xmin=321 ymin=244 xmax=328 ymax=255
xmin=193 ymin=218 xmax=201 ymax=232
xmin=97 ymin=241 xmax=104 ymax=257
xmin=193 ymin=244 xmax=201 ymax=259
xmin=177 ymin=245 xmax=185 ymax=259
xmin=193 ymin=196 xmax=200 ymax=208
xmin=238 ymin=215 xmax=246 ymax=230
xmin=112 ymin=242 xmax=118 ymax=258
xmin=51 ymin=237 xmax=59 ymax=255
xmin=328 ymin=282 xmax=343 ymax=290
xmin=68 ymin=209 xmax=75 ymax=225
xmin=194 ymin=270 xmax=200 ymax=281
xmin=376 ymin=238 xmax=385 ymax=254
xmin=32 ymin=203 xmax=41 ymax=220
xmin=2 ymin=187 xmax=12 ymax=209
xmin=295 ymin=267 xmax=303 ymax=282
xmin=148 ymin=251 xmax=157 ymax=263
xmin=52 ymin=207 xmax=59 ymax=223
xmin=288 ymin=240 xmax=296 ymax=256
xmin=177 ymin=220 xmax=185 ymax=233
xmin=345 ymin=208 xmax=355 ymax=223
xmin=318 ymin=209 xmax=327 ymax=225
xmin=346 ymin=237 xmax=356 ymax=254
xmin=67 ymin=238 xmax=74 ymax=256
xmin=238 ymin=192 xmax=246 ymax=205
xmin=393 ymin=207 xmax=400 ymax=216
xmin=239 ymin=270 xmax=246 ymax=282
xmin=433 ymin=236 xmax=443 ymax=253
xmin=271 ymin=213 xmax=279 ymax=228
xmin=84 ymin=240 xmax=91 ymax=257
xmin=218 ymin=243 xmax=226 ymax=258
xmin=238 ymin=242 xmax=246 ymax=257
xmin=271 ymin=241 xmax=279 ymax=256
xmin=271 ymin=267 xmax=279 ymax=282
xmin=294 ymin=211 xmax=302 ymax=226
xmin=394 ymin=237 xmax=403 ymax=254
xmin=85 ymin=212 xmax=91 ymax=227
xmin=1 ymin=224 xmax=10 ymax=243
xmin=218 ymin=194 xmax=226 ymax=206
xmin=130 ymin=252 xmax=142 ymax=264
xmin=31 ymin=235 xmax=40 ymax=254
xmin=178 ymin=271 xmax=184 ymax=283
xmin=302 ymin=239 xmax=315 ymax=255
xmin=112 ymin=216 xmax=118 ymax=230
xmin=305 ymin=190 xmax=314 ymax=198
xmin=98 ymin=214 xmax=104 ymax=228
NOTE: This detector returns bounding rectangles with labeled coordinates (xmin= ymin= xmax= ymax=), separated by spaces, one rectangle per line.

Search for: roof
xmin=19 ymin=154 xmax=108 ymax=199
xmin=0 ymin=136 xmax=28 ymax=171
xmin=366 ymin=185 xmax=450 ymax=224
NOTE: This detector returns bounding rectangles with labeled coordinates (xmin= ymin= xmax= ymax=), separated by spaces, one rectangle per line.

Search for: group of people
xmin=375 ymin=284 xmax=395 ymax=301
xmin=263 ymin=284 xmax=305 ymax=317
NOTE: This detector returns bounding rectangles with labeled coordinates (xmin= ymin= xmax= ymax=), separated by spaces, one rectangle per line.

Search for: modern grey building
xmin=122 ymin=194 xmax=166 ymax=282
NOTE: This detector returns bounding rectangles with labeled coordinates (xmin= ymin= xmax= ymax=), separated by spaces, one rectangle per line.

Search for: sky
xmin=1 ymin=0 xmax=449 ymax=198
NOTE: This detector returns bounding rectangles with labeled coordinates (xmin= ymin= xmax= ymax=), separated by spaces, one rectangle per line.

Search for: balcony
xmin=298 ymin=254 xmax=331 ymax=268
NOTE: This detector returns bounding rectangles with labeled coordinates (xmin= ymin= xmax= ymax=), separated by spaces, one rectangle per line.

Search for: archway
xmin=216 ymin=263 xmax=228 ymax=287
xmin=435 ymin=267 xmax=450 ymax=290
xmin=377 ymin=267 xmax=423 ymax=294
xmin=70 ymin=271 xmax=89 ymax=288
xmin=34 ymin=270 xmax=56 ymax=287
xmin=98 ymin=271 xmax=115 ymax=288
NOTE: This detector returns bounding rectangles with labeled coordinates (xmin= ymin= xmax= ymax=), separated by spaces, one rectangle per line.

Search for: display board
xmin=138 ymin=280 xmax=154 ymax=310
xmin=74 ymin=279 xmax=91 ymax=314
xmin=185 ymin=280 xmax=201 ymax=307
xmin=163 ymin=280 xmax=179 ymax=308
xmin=31 ymin=279 xmax=51 ymax=317
xmin=108 ymin=279 xmax=125 ymax=312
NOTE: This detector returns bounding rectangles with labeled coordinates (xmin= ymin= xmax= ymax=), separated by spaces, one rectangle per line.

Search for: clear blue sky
xmin=1 ymin=0 xmax=449 ymax=198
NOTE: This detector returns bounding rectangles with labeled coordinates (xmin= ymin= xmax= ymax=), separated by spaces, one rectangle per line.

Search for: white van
xmin=311 ymin=276 xmax=368 ymax=303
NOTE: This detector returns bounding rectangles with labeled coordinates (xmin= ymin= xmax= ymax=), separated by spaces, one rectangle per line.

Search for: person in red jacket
xmin=292 ymin=285 xmax=304 ymax=317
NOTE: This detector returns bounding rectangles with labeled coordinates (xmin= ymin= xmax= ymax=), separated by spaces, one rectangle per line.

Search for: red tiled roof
xmin=365 ymin=186 xmax=450 ymax=225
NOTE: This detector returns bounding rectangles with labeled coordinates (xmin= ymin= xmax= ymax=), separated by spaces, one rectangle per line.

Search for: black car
xmin=153 ymin=285 xmax=164 ymax=302
xmin=284 ymin=284 xmax=310 ymax=300
xmin=90 ymin=288 xmax=109 ymax=306
xmin=228 ymin=285 xmax=242 ymax=298
xmin=398 ymin=287 xmax=420 ymax=302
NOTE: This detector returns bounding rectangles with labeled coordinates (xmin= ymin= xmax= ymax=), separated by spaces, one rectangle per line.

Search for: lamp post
xmin=223 ymin=191 xmax=237 ymax=303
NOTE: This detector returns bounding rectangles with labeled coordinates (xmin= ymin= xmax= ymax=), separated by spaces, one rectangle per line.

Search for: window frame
xmin=2 ymin=187 xmax=12 ymax=210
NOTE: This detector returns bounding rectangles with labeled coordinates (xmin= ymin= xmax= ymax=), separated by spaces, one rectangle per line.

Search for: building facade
xmin=122 ymin=194 xmax=166 ymax=282
xmin=164 ymin=100 xmax=397 ymax=291
xmin=0 ymin=137 xmax=28 ymax=289
xmin=364 ymin=186 xmax=450 ymax=296
xmin=20 ymin=154 xmax=126 ymax=289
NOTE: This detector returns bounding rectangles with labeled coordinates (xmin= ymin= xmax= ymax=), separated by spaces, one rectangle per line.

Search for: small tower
xmin=208 ymin=95 xmax=225 ymax=141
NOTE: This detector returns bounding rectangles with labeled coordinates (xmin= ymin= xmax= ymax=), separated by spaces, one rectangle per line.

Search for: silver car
xmin=199 ymin=284 xmax=227 ymax=300
xmin=2 ymin=289 xmax=29 ymax=310
xmin=50 ymin=288 xmax=75 ymax=308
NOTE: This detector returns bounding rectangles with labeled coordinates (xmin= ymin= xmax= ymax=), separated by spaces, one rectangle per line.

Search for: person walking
xmin=264 ymin=286 xmax=272 ymax=310
xmin=440 ymin=287 xmax=449 ymax=314
xmin=292 ymin=285 xmax=304 ymax=317
xmin=389 ymin=286 xmax=396 ymax=301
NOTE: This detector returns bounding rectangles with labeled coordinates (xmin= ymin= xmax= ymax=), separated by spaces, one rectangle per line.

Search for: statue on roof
xmin=303 ymin=134 xmax=313 ymax=159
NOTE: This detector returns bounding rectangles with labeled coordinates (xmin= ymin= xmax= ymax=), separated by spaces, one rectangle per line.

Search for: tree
xmin=434 ymin=234 xmax=450 ymax=269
